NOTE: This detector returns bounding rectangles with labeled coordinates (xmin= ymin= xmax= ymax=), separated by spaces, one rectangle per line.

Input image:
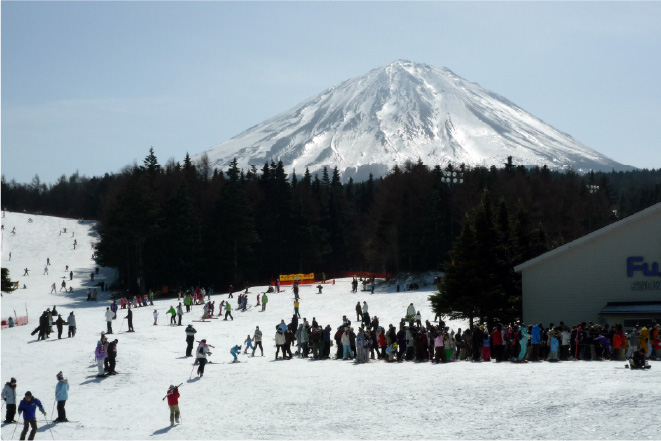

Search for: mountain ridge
xmin=196 ymin=60 xmax=634 ymax=181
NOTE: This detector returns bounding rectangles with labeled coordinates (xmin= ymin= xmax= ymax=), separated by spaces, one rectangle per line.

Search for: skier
xmin=54 ymin=371 xmax=69 ymax=422
xmin=228 ymin=285 xmax=234 ymax=299
xmin=43 ymin=266 xmax=48 ymax=275
xmin=126 ymin=306 xmax=134 ymax=332
xmin=176 ymin=303 xmax=184 ymax=326
xmin=2 ymin=377 xmax=17 ymax=423
xmin=69 ymin=271 xmax=73 ymax=281
xmin=252 ymin=326 xmax=263 ymax=356
xmin=230 ymin=344 xmax=242 ymax=362
xmin=184 ymin=294 xmax=192 ymax=313
xmin=165 ymin=385 xmax=181 ymax=426
xmin=185 ymin=324 xmax=197 ymax=357
xmin=17 ymin=391 xmax=46 ymax=441
xmin=105 ymin=307 xmax=114 ymax=334
xmin=94 ymin=341 xmax=106 ymax=377
xmin=110 ymin=300 xmax=118 ymax=319
xmin=23 ymin=268 xmax=29 ymax=276
xmin=261 ymin=293 xmax=268 ymax=311
xmin=224 ymin=302 xmax=233 ymax=321
xmin=355 ymin=302 xmax=362 ymax=321
xmin=244 ymin=335 xmax=254 ymax=354
xmin=67 ymin=312 xmax=76 ymax=337
xmin=153 ymin=310 xmax=159 ymax=326
xmin=46 ymin=257 xmax=50 ymax=266
xmin=50 ymin=283 xmax=56 ymax=294
xmin=196 ymin=340 xmax=211 ymax=377
xmin=274 ymin=328 xmax=286 ymax=360
xmin=60 ymin=280 xmax=66 ymax=292
xmin=256 ymin=293 xmax=261 ymax=306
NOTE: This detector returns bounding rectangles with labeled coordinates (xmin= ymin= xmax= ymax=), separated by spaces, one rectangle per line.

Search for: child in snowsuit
xmin=244 ymin=336 xmax=254 ymax=354
xmin=230 ymin=345 xmax=241 ymax=362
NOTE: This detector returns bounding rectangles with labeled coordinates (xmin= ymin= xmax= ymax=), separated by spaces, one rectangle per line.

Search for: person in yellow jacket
xmin=294 ymin=300 xmax=301 ymax=318
xmin=639 ymin=326 xmax=650 ymax=357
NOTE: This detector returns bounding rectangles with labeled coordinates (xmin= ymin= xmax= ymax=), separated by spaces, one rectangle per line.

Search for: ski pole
xmin=51 ymin=400 xmax=56 ymax=421
xmin=43 ymin=413 xmax=55 ymax=441
xmin=119 ymin=318 xmax=126 ymax=333
xmin=189 ymin=362 xmax=196 ymax=380
xmin=11 ymin=420 xmax=19 ymax=440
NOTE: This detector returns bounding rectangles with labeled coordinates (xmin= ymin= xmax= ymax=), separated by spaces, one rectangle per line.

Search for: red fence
xmin=1 ymin=307 xmax=29 ymax=329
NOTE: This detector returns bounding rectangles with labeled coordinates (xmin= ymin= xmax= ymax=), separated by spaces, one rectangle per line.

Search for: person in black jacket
xmin=106 ymin=339 xmax=118 ymax=374
xmin=472 ymin=325 xmax=484 ymax=361
xmin=185 ymin=325 xmax=197 ymax=357
xmin=126 ymin=307 xmax=134 ymax=332
xmin=55 ymin=315 xmax=66 ymax=339
xmin=38 ymin=312 xmax=49 ymax=341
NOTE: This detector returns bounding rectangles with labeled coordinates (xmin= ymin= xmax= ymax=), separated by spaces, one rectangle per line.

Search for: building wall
xmin=522 ymin=210 xmax=661 ymax=326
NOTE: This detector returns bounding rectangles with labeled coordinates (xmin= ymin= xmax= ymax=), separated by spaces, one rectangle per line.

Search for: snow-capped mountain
xmin=197 ymin=60 xmax=633 ymax=181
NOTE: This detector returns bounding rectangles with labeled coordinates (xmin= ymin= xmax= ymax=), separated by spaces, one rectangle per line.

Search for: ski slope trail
xmin=1 ymin=211 xmax=657 ymax=440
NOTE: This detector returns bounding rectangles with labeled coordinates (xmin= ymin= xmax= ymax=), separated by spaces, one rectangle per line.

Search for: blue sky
xmin=2 ymin=1 xmax=660 ymax=184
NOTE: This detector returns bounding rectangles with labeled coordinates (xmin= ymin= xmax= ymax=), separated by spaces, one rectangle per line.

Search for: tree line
xmin=2 ymin=149 xmax=660 ymax=297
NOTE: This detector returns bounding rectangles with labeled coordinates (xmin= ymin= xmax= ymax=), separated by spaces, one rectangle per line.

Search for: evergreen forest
xmin=2 ymin=149 xmax=660 ymax=304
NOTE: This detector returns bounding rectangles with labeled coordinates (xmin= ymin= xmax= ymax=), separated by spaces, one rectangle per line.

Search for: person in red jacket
xmin=165 ymin=384 xmax=181 ymax=426
xmin=492 ymin=324 xmax=504 ymax=362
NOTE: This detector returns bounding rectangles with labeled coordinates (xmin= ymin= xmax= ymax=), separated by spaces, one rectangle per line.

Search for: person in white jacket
xmin=274 ymin=328 xmax=287 ymax=360
xmin=2 ymin=377 xmax=18 ymax=423
xmin=406 ymin=303 xmax=416 ymax=320
xmin=196 ymin=340 xmax=211 ymax=378
xmin=341 ymin=329 xmax=354 ymax=359
xmin=153 ymin=310 xmax=159 ymax=326
xmin=105 ymin=307 xmax=114 ymax=334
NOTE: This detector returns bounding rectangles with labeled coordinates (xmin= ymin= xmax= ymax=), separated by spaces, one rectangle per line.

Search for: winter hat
xmin=10 ymin=377 xmax=17 ymax=383
xmin=169 ymin=385 xmax=175 ymax=390
xmin=24 ymin=391 xmax=32 ymax=397
xmin=256 ymin=326 xmax=259 ymax=330
xmin=56 ymin=371 xmax=63 ymax=380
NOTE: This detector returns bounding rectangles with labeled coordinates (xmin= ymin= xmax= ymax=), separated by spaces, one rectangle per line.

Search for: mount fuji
xmin=196 ymin=60 xmax=633 ymax=181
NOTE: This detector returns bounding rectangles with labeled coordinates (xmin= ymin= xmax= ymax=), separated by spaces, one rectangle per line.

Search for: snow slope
xmin=196 ymin=60 xmax=633 ymax=182
xmin=1 ymin=211 xmax=658 ymax=440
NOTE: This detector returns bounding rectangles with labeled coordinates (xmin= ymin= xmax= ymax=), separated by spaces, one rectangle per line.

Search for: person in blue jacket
xmin=54 ymin=371 xmax=69 ymax=422
xmin=230 ymin=345 xmax=242 ymax=362
xmin=17 ymin=391 xmax=46 ymax=440
xmin=530 ymin=323 xmax=542 ymax=361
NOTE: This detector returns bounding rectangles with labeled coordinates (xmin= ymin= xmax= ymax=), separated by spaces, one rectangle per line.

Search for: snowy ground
xmin=1 ymin=211 xmax=658 ymax=440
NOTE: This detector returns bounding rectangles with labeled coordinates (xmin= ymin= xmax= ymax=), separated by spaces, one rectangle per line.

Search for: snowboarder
xmin=105 ymin=307 xmax=114 ymax=334
xmin=230 ymin=344 xmax=241 ymax=362
xmin=196 ymin=340 xmax=211 ymax=377
xmin=252 ymin=326 xmax=264 ymax=356
xmin=17 ymin=391 xmax=46 ymax=440
xmin=185 ymin=325 xmax=197 ymax=357
xmin=54 ymin=371 xmax=69 ymax=422
xmin=165 ymin=384 xmax=181 ymax=426
xmin=2 ymin=377 xmax=17 ymax=423
xmin=126 ymin=306 xmax=134 ymax=332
